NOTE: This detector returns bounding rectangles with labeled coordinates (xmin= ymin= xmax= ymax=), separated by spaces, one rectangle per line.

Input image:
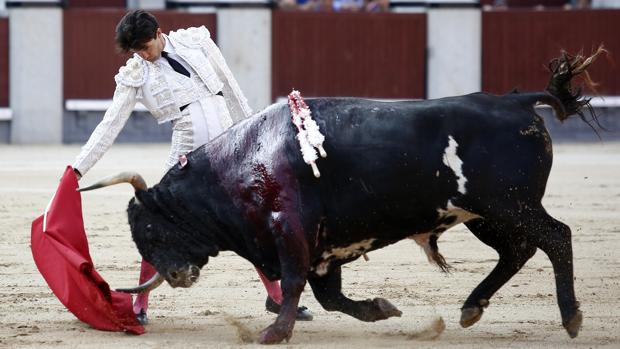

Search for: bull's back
xmin=301 ymin=95 xmax=553 ymax=237
xmin=200 ymin=94 xmax=552 ymax=244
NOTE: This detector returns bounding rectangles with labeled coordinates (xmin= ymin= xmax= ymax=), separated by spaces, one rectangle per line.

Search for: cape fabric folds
xmin=30 ymin=166 xmax=144 ymax=334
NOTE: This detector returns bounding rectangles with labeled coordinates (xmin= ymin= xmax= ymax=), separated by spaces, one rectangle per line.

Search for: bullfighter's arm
xmin=73 ymin=56 xmax=146 ymax=177
xmin=72 ymin=83 xmax=138 ymax=176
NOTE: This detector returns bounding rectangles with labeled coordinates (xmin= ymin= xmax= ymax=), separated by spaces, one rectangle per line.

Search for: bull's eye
xmin=144 ymin=224 xmax=153 ymax=239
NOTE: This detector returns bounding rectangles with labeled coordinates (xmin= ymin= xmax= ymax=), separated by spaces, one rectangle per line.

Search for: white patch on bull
xmin=410 ymin=201 xmax=480 ymax=264
xmin=313 ymin=239 xmax=376 ymax=276
xmin=315 ymin=260 xmax=330 ymax=276
xmin=321 ymin=239 xmax=376 ymax=260
xmin=442 ymin=136 xmax=467 ymax=195
xmin=440 ymin=200 xmax=480 ymax=224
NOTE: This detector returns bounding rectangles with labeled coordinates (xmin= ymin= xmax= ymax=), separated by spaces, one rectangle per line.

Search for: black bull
xmin=81 ymin=50 xmax=602 ymax=344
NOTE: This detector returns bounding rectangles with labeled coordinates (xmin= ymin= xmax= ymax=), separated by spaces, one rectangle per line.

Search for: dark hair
xmin=115 ymin=10 xmax=159 ymax=53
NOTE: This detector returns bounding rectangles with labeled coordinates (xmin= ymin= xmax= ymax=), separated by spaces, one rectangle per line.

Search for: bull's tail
xmin=541 ymin=45 xmax=607 ymax=124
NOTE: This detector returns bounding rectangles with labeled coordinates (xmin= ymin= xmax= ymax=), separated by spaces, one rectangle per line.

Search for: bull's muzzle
xmin=166 ymin=264 xmax=200 ymax=288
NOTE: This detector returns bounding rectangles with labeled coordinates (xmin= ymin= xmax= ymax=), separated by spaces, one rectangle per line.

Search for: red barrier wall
xmin=272 ymin=11 xmax=426 ymax=100
xmin=64 ymin=9 xmax=217 ymax=99
xmin=0 ymin=18 xmax=8 ymax=107
xmin=482 ymin=9 xmax=620 ymax=95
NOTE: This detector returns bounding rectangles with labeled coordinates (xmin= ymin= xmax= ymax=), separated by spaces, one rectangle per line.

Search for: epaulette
xmin=114 ymin=54 xmax=148 ymax=87
xmin=169 ymin=26 xmax=211 ymax=49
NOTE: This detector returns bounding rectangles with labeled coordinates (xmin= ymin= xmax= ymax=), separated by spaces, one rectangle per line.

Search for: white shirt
xmin=157 ymin=35 xmax=230 ymax=167
xmin=159 ymin=35 xmax=195 ymax=78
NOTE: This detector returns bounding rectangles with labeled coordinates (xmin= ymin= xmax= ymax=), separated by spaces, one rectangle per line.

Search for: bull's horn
xmin=78 ymin=172 xmax=147 ymax=192
xmin=116 ymin=272 xmax=164 ymax=294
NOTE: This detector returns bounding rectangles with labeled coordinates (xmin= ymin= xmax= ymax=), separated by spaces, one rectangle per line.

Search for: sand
xmin=1 ymin=142 xmax=619 ymax=348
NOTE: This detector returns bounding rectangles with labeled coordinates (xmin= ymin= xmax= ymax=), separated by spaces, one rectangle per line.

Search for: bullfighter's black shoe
xmin=136 ymin=309 xmax=148 ymax=325
xmin=265 ymin=297 xmax=314 ymax=321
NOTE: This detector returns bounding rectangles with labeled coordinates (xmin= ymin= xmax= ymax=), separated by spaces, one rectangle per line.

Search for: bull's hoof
xmin=564 ymin=310 xmax=583 ymax=339
xmin=258 ymin=325 xmax=292 ymax=345
xmin=460 ymin=307 xmax=483 ymax=328
xmin=373 ymin=298 xmax=402 ymax=320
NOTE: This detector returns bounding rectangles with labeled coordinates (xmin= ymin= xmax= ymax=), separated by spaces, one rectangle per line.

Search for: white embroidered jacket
xmin=73 ymin=26 xmax=252 ymax=176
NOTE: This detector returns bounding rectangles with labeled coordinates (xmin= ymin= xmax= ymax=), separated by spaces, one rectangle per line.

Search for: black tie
xmin=161 ymin=51 xmax=190 ymax=78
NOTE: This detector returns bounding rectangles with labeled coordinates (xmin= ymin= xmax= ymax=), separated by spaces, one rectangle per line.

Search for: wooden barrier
xmin=64 ymin=9 xmax=620 ymax=103
xmin=63 ymin=9 xmax=217 ymax=99
xmin=482 ymin=9 xmax=620 ymax=95
xmin=272 ymin=11 xmax=426 ymax=100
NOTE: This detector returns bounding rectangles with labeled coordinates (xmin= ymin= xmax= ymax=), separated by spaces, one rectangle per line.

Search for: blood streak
xmin=252 ymin=163 xmax=282 ymax=212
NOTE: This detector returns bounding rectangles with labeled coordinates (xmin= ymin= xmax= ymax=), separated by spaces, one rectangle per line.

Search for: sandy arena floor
xmin=0 ymin=142 xmax=619 ymax=348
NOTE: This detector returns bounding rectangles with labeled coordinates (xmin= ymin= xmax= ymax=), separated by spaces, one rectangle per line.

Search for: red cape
xmin=31 ymin=166 xmax=144 ymax=334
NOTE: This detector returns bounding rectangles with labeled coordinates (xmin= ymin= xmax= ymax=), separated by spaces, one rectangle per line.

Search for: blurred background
xmin=0 ymin=0 xmax=618 ymax=144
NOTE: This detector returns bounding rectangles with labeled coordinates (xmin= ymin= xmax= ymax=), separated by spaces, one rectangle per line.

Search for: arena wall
xmin=1 ymin=3 xmax=619 ymax=144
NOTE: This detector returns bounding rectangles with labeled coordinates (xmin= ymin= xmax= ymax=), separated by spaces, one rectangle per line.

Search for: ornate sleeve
xmin=171 ymin=26 xmax=252 ymax=122
xmin=202 ymin=36 xmax=253 ymax=119
xmin=72 ymin=84 xmax=138 ymax=176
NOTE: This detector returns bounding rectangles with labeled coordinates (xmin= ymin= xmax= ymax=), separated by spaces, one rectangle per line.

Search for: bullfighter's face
xmin=127 ymin=197 xmax=213 ymax=289
xmin=132 ymin=28 xmax=165 ymax=62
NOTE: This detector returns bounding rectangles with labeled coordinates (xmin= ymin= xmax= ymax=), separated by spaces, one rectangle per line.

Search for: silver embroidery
xmin=72 ymin=84 xmax=138 ymax=175
xmin=166 ymin=111 xmax=195 ymax=170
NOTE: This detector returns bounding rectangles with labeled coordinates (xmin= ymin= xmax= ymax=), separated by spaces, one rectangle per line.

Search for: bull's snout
xmin=166 ymin=264 xmax=200 ymax=288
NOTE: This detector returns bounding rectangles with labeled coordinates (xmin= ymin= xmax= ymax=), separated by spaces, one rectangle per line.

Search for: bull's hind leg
xmin=460 ymin=218 xmax=537 ymax=328
xmin=308 ymin=266 xmax=402 ymax=321
xmin=524 ymin=208 xmax=582 ymax=338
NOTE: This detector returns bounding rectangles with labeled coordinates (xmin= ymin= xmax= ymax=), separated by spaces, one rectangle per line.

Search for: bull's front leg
xmin=258 ymin=212 xmax=310 ymax=344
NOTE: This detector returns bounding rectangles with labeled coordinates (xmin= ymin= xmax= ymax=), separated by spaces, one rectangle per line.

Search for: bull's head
xmin=78 ymin=172 xmax=213 ymax=293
